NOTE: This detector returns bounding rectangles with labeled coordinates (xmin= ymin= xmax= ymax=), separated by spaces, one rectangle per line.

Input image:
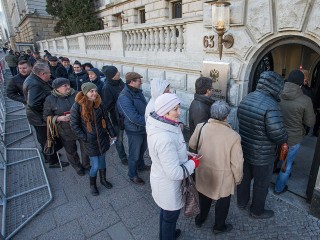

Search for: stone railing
xmin=84 ymin=32 xmax=111 ymax=51
xmin=47 ymin=40 xmax=54 ymax=51
xmin=56 ymin=38 xmax=64 ymax=51
xmin=67 ymin=36 xmax=80 ymax=51
xmin=124 ymin=24 xmax=185 ymax=52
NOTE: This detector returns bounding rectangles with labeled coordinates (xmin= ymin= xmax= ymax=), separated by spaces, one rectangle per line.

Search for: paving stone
xmin=53 ymin=197 xmax=92 ymax=226
xmin=78 ymin=206 xmax=120 ymax=238
xmin=37 ymin=219 xmax=85 ymax=240
xmin=117 ymin=197 xmax=158 ymax=229
xmin=87 ymin=229 xmax=112 ymax=240
xmin=13 ymin=211 xmax=57 ymax=240
xmin=43 ymin=188 xmax=69 ymax=213
xmin=107 ymin=222 xmax=134 ymax=240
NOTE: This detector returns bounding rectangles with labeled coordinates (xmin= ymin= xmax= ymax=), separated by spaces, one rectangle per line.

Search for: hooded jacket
xmin=279 ymin=82 xmax=315 ymax=146
xmin=69 ymin=70 xmax=89 ymax=91
xmin=237 ymin=71 xmax=288 ymax=166
xmin=145 ymin=79 xmax=170 ymax=121
xmin=70 ymin=92 xmax=115 ymax=156
xmin=88 ymin=68 xmax=104 ymax=95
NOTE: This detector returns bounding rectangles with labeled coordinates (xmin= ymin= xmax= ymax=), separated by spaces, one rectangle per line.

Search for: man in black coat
xmin=7 ymin=60 xmax=32 ymax=104
xmin=101 ymin=66 xmax=128 ymax=165
xmin=23 ymin=60 xmax=69 ymax=168
xmin=189 ymin=77 xmax=214 ymax=135
xmin=56 ymin=57 xmax=73 ymax=79
xmin=237 ymin=71 xmax=288 ymax=219
xmin=48 ymin=56 xmax=62 ymax=81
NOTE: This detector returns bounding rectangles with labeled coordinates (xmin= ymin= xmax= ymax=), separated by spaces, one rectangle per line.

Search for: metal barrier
xmin=0 ymin=57 xmax=53 ymax=239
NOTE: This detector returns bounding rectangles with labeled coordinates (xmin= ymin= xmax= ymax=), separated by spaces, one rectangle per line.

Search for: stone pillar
xmin=78 ymin=34 xmax=87 ymax=54
xmin=63 ymin=37 xmax=69 ymax=53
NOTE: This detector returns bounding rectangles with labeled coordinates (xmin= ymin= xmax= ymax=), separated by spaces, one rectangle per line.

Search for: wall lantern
xmin=207 ymin=0 xmax=234 ymax=60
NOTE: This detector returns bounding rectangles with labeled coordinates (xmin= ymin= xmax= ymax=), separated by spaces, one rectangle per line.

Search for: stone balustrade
xmin=84 ymin=33 xmax=111 ymax=51
xmin=67 ymin=36 xmax=80 ymax=51
xmin=56 ymin=38 xmax=64 ymax=51
xmin=124 ymin=24 xmax=185 ymax=52
xmin=47 ymin=40 xmax=54 ymax=51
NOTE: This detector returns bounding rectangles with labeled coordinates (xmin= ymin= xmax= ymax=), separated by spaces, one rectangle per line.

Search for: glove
xmin=190 ymin=157 xmax=200 ymax=168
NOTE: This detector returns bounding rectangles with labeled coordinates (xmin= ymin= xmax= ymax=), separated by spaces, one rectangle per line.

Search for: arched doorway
xmin=248 ymin=37 xmax=320 ymax=202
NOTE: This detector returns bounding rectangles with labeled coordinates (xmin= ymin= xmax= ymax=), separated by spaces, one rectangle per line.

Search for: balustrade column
xmin=144 ymin=29 xmax=150 ymax=51
xmin=140 ymin=30 xmax=145 ymax=51
xmin=133 ymin=31 xmax=138 ymax=51
xmin=176 ymin=25 xmax=184 ymax=52
xmin=154 ymin=28 xmax=160 ymax=51
xmin=136 ymin=30 xmax=141 ymax=51
xmin=129 ymin=31 xmax=134 ymax=51
xmin=164 ymin=27 xmax=171 ymax=51
xmin=125 ymin=32 xmax=130 ymax=51
xmin=148 ymin=29 xmax=154 ymax=51
xmin=170 ymin=26 xmax=177 ymax=52
xmin=159 ymin=27 xmax=165 ymax=51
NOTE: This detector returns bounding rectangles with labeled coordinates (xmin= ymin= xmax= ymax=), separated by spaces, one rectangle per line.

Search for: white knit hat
xmin=155 ymin=93 xmax=181 ymax=116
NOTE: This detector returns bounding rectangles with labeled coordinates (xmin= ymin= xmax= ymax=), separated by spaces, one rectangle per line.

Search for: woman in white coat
xmin=146 ymin=93 xmax=199 ymax=240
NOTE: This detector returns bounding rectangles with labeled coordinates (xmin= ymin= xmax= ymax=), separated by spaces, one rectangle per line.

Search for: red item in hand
xmin=190 ymin=157 xmax=200 ymax=168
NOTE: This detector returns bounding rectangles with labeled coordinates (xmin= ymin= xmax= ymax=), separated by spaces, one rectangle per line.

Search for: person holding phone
xmin=189 ymin=100 xmax=244 ymax=235
xmin=43 ymin=78 xmax=89 ymax=175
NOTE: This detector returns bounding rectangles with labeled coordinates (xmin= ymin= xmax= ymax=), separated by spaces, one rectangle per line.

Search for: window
xmin=172 ymin=1 xmax=182 ymax=19
xmin=139 ymin=9 xmax=146 ymax=24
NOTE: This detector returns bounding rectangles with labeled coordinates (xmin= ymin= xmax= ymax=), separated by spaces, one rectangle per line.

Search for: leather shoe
xmin=77 ymin=167 xmax=85 ymax=176
xmin=138 ymin=165 xmax=151 ymax=171
xmin=250 ymin=209 xmax=274 ymax=219
xmin=121 ymin=159 xmax=128 ymax=165
xmin=49 ymin=161 xmax=69 ymax=168
xmin=175 ymin=229 xmax=181 ymax=239
xmin=195 ymin=214 xmax=206 ymax=228
xmin=130 ymin=176 xmax=145 ymax=185
xmin=213 ymin=224 xmax=233 ymax=235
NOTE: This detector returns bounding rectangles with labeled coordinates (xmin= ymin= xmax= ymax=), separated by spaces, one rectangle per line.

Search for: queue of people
xmin=4 ymin=49 xmax=318 ymax=239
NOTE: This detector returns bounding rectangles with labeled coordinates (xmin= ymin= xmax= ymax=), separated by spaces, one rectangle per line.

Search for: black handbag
xmin=181 ymin=165 xmax=200 ymax=217
xmin=43 ymin=116 xmax=63 ymax=155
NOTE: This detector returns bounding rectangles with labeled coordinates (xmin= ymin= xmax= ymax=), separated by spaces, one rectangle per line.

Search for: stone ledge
xmin=310 ymin=188 xmax=320 ymax=219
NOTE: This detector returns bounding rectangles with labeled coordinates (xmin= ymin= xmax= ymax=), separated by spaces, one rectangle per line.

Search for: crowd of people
xmin=4 ymin=49 xmax=319 ymax=239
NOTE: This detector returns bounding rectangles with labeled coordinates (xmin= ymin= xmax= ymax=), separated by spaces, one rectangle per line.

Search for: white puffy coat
xmin=145 ymin=79 xmax=170 ymax=121
xmin=146 ymin=116 xmax=195 ymax=211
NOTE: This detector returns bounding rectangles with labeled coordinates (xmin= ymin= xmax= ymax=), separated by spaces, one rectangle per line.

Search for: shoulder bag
xmin=44 ymin=116 xmax=63 ymax=155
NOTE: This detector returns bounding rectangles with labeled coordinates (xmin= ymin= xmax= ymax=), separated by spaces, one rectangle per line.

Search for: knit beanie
xmin=155 ymin=93 xmax=181 ymax=116
xmin=52 ymin=78 xmax=70 ymax=89
xmin=288 ymin=70 xmax=304 ymax=86
xmin=81 ymin=82 xmax=97 ymax=95
xmin=103 ymin=66 xmax=118 ymax=79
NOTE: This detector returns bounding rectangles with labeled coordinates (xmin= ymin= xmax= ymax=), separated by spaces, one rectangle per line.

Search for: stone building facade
xmin=0 ymin=0 xmax=60 ymax=50
xmin=37 ymin=0 xmax=320 ymax=217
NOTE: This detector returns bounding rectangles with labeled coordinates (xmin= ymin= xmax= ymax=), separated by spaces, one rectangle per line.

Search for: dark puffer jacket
xmin=101 ymin=77 xmax=125 ymax=126
xmin=88 ymin=68 xmax=104 ymax=95
xmin=7 ymin=73 xmax=29 ymax=104
xmin=69 ymin=71 xmax=89 ymax=91
xmin=237 ymin=71 xmax=288 ymax=166
xmin=56 ymin=65 xmax=73 ymax=79
xmin=23 ymin=73 xmax=53 ymax=126
xmin=70 ymin=92 xmax=115 ymax=156
xmin=43 ymin=90 xmax=78 ymax=141
xmin=188 ymin=94 xmax=214 ymax=135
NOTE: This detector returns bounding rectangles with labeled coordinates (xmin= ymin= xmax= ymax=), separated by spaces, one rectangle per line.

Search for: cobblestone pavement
xmin=9 ymin=128 xmax=320 ymax=240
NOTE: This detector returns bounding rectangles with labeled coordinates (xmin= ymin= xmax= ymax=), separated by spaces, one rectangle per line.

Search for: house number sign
xmin=203 ymin=35 xmax=214 ymax=48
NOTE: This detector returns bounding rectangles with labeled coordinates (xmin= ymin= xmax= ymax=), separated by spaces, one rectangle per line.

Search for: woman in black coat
xmin=70 ymin=82 xmax=116 ymax=196
xmin=43 ymin=78 xmax=90 ymax=175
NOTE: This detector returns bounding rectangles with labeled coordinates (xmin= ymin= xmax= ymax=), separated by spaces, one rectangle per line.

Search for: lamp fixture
xmin=121 ymin=11 xmax=128 ymax=23
xmin=207 ymin=0 xmax=234 ymax=60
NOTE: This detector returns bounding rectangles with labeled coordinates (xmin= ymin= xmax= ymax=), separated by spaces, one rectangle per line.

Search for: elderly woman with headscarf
xmin=70 ymin=82 xmax=116 ymax=196
xmin=147 ymin=93 xmax=199 ymax=240
xmin=43 ymin=78 xmax=89 ymax=174
xmin=145 ymin=78 xmax=170 ymax=121
xmin=189 ymin=100 xmax=244 ymax=235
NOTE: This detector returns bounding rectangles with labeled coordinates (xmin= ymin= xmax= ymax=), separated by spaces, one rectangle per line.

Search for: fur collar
xmin=75 ymin=92 xmax=103 ymax=132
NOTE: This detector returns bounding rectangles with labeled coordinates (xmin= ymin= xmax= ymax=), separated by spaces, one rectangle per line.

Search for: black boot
xmin=90 ymin=176 xmax=99 ymax=196
xmin=99 ymin=168 xmax=113 ymax=189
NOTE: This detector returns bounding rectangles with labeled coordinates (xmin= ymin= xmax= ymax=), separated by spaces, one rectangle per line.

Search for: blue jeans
xmin=159 ymin=208 xmax=180 ymax=240
xmin=114 ymin=125 xmax=127 ymax=161
xmin=127 ymin=133 xmax=147 ymax=178
xmin=89 ymin=154 xmax=106 ymax=177
xmin=275 ymin=143 xmax=301 ymax=192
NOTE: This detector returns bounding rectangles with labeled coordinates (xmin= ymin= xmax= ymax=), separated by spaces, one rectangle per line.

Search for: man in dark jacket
xmin=189 ymin=77 xmax=214 ymax=135
xmin=5 ymin=50 xmax=18 ymax=76
xmin=48 ymin=56 xmax=62 ymax=81
xmin=101 ymin=66 xmax=127 ymax=165
xmin=68 ymin=60 xmax=88 ymax=91
xmin=28 ymin=51 xmax=41 ymax=66
xmin=23 ymin=60 xmax=69 ymax=168
xmin=237 ymin=71 xmax=288 ymax=219
xmin=7 ymin=60 xmax=32 ymax=104
xmin=56 ymin=57 xmax=73 ymax=78
xmin=87 ymin=68 xmax=104 ymax=94
xmin=274 ymin=70 xmax=315 ymax=194
xmin=117 ymin=72 xmax=150 ymax=185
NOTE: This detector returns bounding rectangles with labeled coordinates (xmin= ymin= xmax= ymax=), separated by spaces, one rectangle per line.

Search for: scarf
xmin=150 ymin=112 xmax=180 ymax=127
xmin=51 ymin=88 xmax=75 ymax=97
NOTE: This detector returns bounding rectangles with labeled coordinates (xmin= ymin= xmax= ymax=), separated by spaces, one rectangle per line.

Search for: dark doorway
xmin=250 ymin=43 xmax=320 ymax=202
